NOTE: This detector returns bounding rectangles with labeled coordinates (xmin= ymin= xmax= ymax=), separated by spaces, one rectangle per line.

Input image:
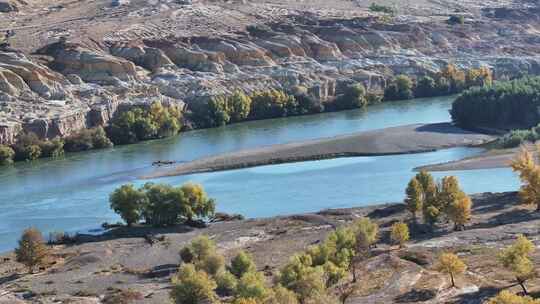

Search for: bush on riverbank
xmin=64 ymin=127 xmax=112 ymax=152
xmin=451 ymin=76 xmax=540 ymax=129
xmin=109 ymin=182 xmax=215 ymax=227
xmin=0 ymin=145 xmax=15 ymax=165
xmin=108 ymin=101 xmax=182 ymax=144
xmin=497 ymin=125 xmax=540 ymax=148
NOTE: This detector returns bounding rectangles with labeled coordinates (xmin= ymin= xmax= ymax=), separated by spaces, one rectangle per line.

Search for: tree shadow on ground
xmin=0 ymin=273 xmax=20 ymax=285
xmin=469 ymin=208 xmax=540 ymax=230
xmin=72 ymin=225 xmax=194 ymax=245
xmin=453 ymin=286 xmax=501 ymax=304
xmin=394 ymin=288 xmax=437 ymax=303
xmin=415 ymin=123 xmax=483 ymax=135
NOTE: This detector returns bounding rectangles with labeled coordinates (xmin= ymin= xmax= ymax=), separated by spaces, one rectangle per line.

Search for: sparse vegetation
xmin=15 ymin=228 xmax=49 ymax=273
xmin=368 ymin=3 xmax=396 ymax=15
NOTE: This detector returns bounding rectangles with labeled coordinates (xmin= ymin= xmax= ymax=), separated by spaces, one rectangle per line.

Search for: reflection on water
xmin=0 ymin=96 xmax=519 ymax=252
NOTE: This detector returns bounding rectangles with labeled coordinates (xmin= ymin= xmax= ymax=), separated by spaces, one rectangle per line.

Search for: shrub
xmin=170 ymin=263 xmax=217 ymax=304
xmin=269 ymin=285 xmax=299 ymax=304
xmin=229 ymin=91 xmax=252 ymax=122
xmin=415 ymin=76 xmax=438 ymax=98
xmin=390 ymin=222 xmax=410 ymax=248
xmin=13 ymin=132 xmax=42 ymax=161
xmin=0 ymin=145 xmax=15 ymax=165
xmin=250 ymin=89 xmax=296 ymax=119
xmin=109 ymin=184 xmax=147 ymax=226
xmin=278 ymin=254 xmax=326 ymax=302
xmin=335 ymin=84 xmax=367 ymax=110
xmin=229 ymin=250 xmax=257 ymax=278
xmin=215 ymin=270 xmax=237 ymax=296
xmin=15 ymin=228 xmax=49 ymax=273
xmin=488 ymin=290 xmax=540 ymax=304
xmin=384 ymin=75 xmax=414 ymax=101
xmin=108 ymin=102 xmax=181 ymax=144
xmin=64 ymin=127 xmax=113 ymax=152
xmin=197 ymin=252 xmax=225 ymax=276
xmin=182 ymin=235 xmax=216 ymax=263
xmin=236 ymin=271 xmax=269 ymax=301
xmin=368 ymin=3 xmax=396 ymax=15
xmin=39 ymin=138 xmax=64 ymax=158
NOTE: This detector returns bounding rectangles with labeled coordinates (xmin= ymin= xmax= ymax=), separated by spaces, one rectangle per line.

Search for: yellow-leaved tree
xmin=405 ymin=177 xmax=423 ymax=224
xmin=435 ymin=252 xmax=467 ymax=288
xmin=390 ymin=222 xmax=409 ymax=249
xmin=488 ymin=290 xmax=540 ymax=304
xmin=498 ymin=235 xmax=537 ymax=295
xmin=511 ymin=145 xmax=540 ymax=211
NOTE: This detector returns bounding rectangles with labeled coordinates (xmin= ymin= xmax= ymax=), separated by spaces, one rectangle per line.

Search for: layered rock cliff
xmin=1 ymin=0 xmax=540 ymax=144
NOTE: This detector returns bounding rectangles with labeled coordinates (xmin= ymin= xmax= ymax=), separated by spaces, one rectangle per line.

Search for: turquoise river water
xmin=0 ymin=96 xmax=519 ymax=252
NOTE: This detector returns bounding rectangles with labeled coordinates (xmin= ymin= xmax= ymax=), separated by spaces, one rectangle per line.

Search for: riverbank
xmin=1 ymin=191 xmax=539 ymax=303
xmin=415 ymin=145 xmax=533 ymax=172
xmin=148 ymin=122 xmax=495 ymax=178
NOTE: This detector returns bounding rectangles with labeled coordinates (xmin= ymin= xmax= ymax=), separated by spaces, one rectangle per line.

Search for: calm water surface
xmin=0 ymin=96 xmax=519 ymax=252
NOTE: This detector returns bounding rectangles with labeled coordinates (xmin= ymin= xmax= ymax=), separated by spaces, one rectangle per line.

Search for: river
xmin=0 ymin=96 xmax=519 ymax=252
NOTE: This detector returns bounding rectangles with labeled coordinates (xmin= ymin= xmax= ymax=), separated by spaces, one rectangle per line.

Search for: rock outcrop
xmin=2 ymin=0 xmax=540 ymax=144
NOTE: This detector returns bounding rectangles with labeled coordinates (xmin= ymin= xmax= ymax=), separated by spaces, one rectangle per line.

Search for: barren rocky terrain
xmin=1 ymin=0 xmax=540 ymax=144
xmin=0 ymin=191 xmax=539 ymax=303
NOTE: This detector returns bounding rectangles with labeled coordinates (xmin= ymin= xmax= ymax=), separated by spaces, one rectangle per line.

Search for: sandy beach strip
xmin=146 ymin=122 xmax=495 ymax=178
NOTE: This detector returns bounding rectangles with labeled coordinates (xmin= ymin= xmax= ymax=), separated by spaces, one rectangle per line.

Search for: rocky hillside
xmin=1 ymin=0 xmax=540 ymax=144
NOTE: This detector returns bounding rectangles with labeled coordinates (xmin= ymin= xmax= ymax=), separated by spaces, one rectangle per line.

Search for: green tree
xmin=39 ymin=138 xmax=64 ymax=158
xmin=141 ymin=182 xmax=185 ymax=226
xmin=181 ymin=235 xmax=217 ymax=263
xmin=215 ymin=270 xmax=238 ymax=296
xmin=180 ymin=182 xmax=216 ymax=223
xmin=229 ymin=91 xmax=252 ymax=122
xmin=15 ymin=228 xmax=49 ymax=273
xmin=499 ymin=235 xmax=537 ymax=295
xmin=511 ymin=146 xmax=540 ymax=211
xmin=250 ymin=90 xmax=294 ymax=119
xmin=438 ymin=176 xmax=466 ymax=215
xmin=236 ymin=271 xmax=269 ymax=301
xmin=197 ymin=252 xmax=225 ymax=276
xmin=352 ymin=218 xmax=378 ymax=282
xmin=435 ymin=252 xmax=466 ymax=288
xmin=268 ymin=285 xmax=299 ymax=304
xmin=390 ymin=222 xmax=410 ymax=248
xmin=405 ymin=177 xmax=423 ymax=223
xmin=447 ymin=195 xmax=472 ymax=231
xmin=488 ymin=290 xmax=540 ymax=304
xmin=278 ymin=254 xmax=326 ymax=303
xmin=335 ymin=84 xmax=367 ymax=110
xmin=415 ymin=76 xmax=438 ymax=98
xmin=170 ymin=263 xmax=217 ymax=304
xmin=384 ymin=75 xmax=414 ymax=101
xmin=0 ymin=145 xmax=15 ymax=165
xmin=229 ymin=250 xmax=257 ymax=278
xmin=109 ymin=184 xmax=147 ymax=226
